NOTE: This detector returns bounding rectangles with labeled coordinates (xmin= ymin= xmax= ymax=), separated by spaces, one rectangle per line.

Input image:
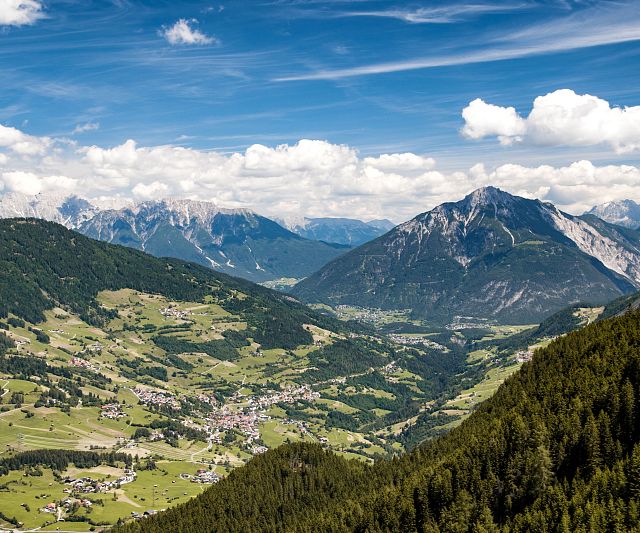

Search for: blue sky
xmin=0 ymin=0 xmax=639 ymax=220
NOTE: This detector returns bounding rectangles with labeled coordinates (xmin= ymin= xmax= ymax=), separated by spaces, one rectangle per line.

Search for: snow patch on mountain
xmin=586 ymin=199 xmax=640 ymax=229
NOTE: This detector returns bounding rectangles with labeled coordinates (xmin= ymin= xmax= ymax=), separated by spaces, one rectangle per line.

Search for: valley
xmin=0 ymin=283 xmax=603 ymax=530
xmin=0 ymin=207 xmax=637 ymax=530
xmin=0 ymin=287 xmax=592 ymax=530
xmin=2 ymin=3 xmax=639 ymax=529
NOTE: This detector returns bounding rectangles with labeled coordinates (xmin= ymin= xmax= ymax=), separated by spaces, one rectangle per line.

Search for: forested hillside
xmin=116 ymin=309 xmax=640 ymax=532
xmin=0 ymin=218 xmax=341 ymax=344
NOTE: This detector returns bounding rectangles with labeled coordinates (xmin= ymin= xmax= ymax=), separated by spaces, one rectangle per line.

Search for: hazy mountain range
xmin=293 ymin=187 xmax=640 ymax=324
xmin=277 ymin=217 xmax=395 ymax=246
xmin=0 ymin=193 xmax=356 ymax=283
xmin=586 ymin=199 xmax=640 ymax=229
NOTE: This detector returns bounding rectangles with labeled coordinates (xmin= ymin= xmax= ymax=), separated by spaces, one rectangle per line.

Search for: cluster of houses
xmin=516 ymin=349 xmax=534 ymax=363
xmin=160 ymin=306 xmax=190 ymax=320
xmin=131 ymin=387 xmax=181 ymax=410
xmin=180 ymin=468 xmax=221 ymax=484
xmin=77 ymin=342 xmax=104 ymax=356
xmin=447 ymin=317 xmax=491 ymax=330
xmin=388 ymin=334 xmax=446 ymax=351
xmin=62 ymin=469 xmax=137 ymax=494
xmin=71 ymin=357 xmax=100 ymax=372
xmin=100 ymin=402 xmax=127 ymax=419
xmin=195 ymin=392 xmax=218 ymax=407
xmin=15 ymin=337 xmax=31 ymax=348
xmin=335 ymin=305 xmax=389 ymax=323
xmin=381 ymin=361 xmax=398 ymax=375
xmin=281 ymin=418 xmax=310 ymax=436
xmin=251 ymin=445 xmax=268 ymax=455
xmin=207 ymin=407 xmax=268 ymax=444
xmin=188 ymin=385 xmax=322 ymax=449
xmin=41 ymin=497 xmax=93 ymax=516
xmin=247 ymin=385 xmax=319 ymax=410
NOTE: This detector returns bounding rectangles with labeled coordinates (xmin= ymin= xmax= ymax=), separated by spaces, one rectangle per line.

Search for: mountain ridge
xmin=277 ymin=216 xmax=395 ymax=246
xmin=586 ymin=199 xmax=640 ymax=229
xmin=0 ymin=193 xmax=348 ymax=283
xmin=293 ymin=187 xmax=640 ymax=324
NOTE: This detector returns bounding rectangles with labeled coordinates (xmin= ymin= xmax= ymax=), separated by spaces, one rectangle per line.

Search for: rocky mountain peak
xmin=462 ymin=186 xmax=516 ymax=208
xmin=586 ymin=199 xmax=640 ymax=229
xmin=127 ymin=198 xmax=254 ymax=227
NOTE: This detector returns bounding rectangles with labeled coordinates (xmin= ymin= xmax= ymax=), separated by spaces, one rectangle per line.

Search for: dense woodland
xmin=0 ymin=218 xmax=346 ymax=348
xmin=116 ymin=310 xmax=640 ymax=532
xmin=0 ymin=450 xmax=132 ymax=476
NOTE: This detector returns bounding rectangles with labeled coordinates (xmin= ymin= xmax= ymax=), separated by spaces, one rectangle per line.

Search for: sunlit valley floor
xmin=0 ymin=291 xmax=605 ymax=529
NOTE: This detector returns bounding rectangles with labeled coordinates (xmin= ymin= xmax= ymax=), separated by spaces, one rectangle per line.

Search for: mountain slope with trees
xmin=115 ymin=306 xmax=640 ymax=532
xmin=79 ymin=201 xmax=348 ymax=282
xmin=0 ymin=217 xmax=343 ymax=345
xmin=0 ymin=194 xmax=349 ymax=283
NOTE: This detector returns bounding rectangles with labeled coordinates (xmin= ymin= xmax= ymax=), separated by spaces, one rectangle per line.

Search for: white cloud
xmin=72 ymin=122 xmax=100 ymax=135
xmin=461 ymin=99 xmax=526 ymax=145
xmin=0 ymin=170 xmax=77 ymax=196
xmin=1 ymin=171 xmax=42 ymax=195
xmin=2 ymin=123 xmax=640 ymax=221
xmin=462 ymin=89 xmax=640 ymax=154
xmin=0 ymin=124 xmax=50 ymax=156
xmin=132 ymin=181 xmax=170 ymax=200
xmin=363 ymin=153 xmax=436 ymax=174
xmin=0 ymin=0 xmax=45 ymax=27
xmin=160 ymin=19 xmax=216 ymax=46
xmin=476 ymin=160 xmax=640 ymax=214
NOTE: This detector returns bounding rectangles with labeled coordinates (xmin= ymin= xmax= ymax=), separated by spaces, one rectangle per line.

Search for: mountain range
xmin=293 ymin=187 xmax=640 ymax=324
xmin=277 ymin=216 xmax=395 ymax=246
xmin=586 ymin=199 xmax=640 ymax=229
xmin=0 ymin=193 xmax=356 ymax=283
xmin=77 ymin=200 xmax=349 ymax=283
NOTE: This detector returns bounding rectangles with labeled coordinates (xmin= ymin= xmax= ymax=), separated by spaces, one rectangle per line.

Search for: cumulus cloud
xmin=0 ymin=124 xmax=50 ymax=156
xmin=1 ymin=171 xmax=42 ymax=195
xmin=0 ymin=170 xmax=77 ymax=196
xmin=0 ymin=0 xmax=45 ymax=26
xmin=461 ymin=99 xmax=526 ymax=145
xmin=363 ymin=153 xmax=436 ymax=174
xmin=132 ymin=181 xmax=170 ymax=200
xmin=462 ymin=89 xmax=640 ymax=153
xmin=2 ymin=122 xmax=640 ymax=221
xmin=160 ymin=19 xmax=216 ymax=45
